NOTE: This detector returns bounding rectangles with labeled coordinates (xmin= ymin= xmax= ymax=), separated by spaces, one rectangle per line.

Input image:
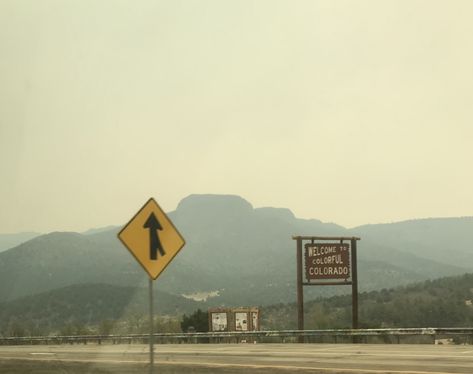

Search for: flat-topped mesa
xmin=254 ymin=207 xmax=295 ymax=221
xmin=175 ymin=194 xmax=254 ymax=217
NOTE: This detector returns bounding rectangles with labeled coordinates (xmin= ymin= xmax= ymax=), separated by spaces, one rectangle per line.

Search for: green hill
xmin=352 ymin=218 xmax=473 ymax=268
xmin=0 ymin=232 xmax=39 ymax=252
xmin=2 ymin=273 xmax=472 ymax=337
xmin=262 ymin=273 xmax=473 ymax=330
xmin=0 ymin=283 xmax=201 ymax=336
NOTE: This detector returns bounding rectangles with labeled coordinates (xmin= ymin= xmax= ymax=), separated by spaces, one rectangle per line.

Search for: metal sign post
xmin=118 ymin=197 xmax=186 ymax=373
xmin=149 ymin=278 xmax=154 ymax=374
xmin=293 ymin=236 xmax=360 ymax=342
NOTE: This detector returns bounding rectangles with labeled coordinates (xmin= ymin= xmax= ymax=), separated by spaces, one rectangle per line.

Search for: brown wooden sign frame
xmin=293 ymin=236 xmax=360 ymax=336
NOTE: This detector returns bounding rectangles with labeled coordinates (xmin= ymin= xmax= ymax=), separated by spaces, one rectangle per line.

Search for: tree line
xmin=2 ymin=273 xmax=472 ymax=337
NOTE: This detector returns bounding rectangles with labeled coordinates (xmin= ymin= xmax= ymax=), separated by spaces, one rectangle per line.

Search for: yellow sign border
xmin=117 ymin=197 xmax=186 ymax=280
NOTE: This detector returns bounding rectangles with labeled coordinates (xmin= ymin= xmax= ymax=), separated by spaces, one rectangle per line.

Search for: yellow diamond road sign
xmin=118 ymin=198 xmax=185 ymax=280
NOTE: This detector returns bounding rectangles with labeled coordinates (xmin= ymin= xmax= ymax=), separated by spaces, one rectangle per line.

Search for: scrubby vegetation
xmin=1 ymin=273 xmax=472 ymax=337
xmin=262 ymin=273 xmax=473 ymax=330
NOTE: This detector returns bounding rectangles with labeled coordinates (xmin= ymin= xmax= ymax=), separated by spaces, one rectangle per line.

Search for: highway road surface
xmin=0 ymin=343 xmax=472 ymax=373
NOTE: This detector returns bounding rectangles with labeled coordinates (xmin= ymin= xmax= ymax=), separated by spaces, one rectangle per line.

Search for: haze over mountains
xmin=0 ymin=194 xmax=471 ymax=310
xmin=0 ymin=232 xmax=39 ymax=253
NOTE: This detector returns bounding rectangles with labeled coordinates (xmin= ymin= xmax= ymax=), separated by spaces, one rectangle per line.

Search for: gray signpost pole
xmin=118 ymin=198 xmax=186 ymax=374
xmin=149 ymin=278 xmax=154 ymax=374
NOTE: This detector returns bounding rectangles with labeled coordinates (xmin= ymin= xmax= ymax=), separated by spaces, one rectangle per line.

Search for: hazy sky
xmin=1 ymin=0 xmax=472 ymax=234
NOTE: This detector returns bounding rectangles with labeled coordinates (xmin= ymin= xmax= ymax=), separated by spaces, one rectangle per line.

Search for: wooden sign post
xmin=293 ymin=236 xmax=360 ymax=342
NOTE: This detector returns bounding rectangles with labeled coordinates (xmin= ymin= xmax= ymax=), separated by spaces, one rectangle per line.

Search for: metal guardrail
xmin=1 ymin=328 xmax=473 ymax=345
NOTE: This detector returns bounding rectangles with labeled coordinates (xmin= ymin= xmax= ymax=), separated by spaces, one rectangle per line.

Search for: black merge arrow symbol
xmin=143 ymin=212 xmax=165 ymax=260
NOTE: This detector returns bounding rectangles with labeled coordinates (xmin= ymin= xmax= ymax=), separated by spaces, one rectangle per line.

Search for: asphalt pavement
xmin=0 ymin=343 xmax=472 ymax=373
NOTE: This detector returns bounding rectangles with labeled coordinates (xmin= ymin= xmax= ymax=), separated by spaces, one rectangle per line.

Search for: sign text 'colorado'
xmin=305 ymin=243 xmax=350 ymax=281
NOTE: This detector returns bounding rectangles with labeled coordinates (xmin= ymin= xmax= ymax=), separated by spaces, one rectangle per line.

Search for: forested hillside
xmin=262 ymin=273 xmax=473 ymax=330
xmin=1 ymin=273 xmax=472 ymax=337
xmin=0 ymin=284 xmax=198 ymax=337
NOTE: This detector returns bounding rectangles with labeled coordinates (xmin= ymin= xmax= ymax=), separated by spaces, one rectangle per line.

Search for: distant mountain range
xmin=0 ymin=232 xmax=39 ymax=252
xmin=353 ymin=218 xmax=473 ymax=269
xmin=0 ymin=194 xmax=471 ymax=309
